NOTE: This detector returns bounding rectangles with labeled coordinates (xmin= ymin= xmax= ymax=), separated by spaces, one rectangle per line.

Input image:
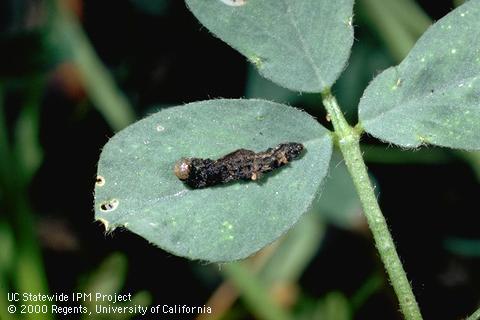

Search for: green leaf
xmin=222 ymin=262 xmax=292 ymax=320
xmin=359 ymin=1 xmax=480 ymax=150
xmin=0 ymin=221 xmax=14 ymax=277
xmin=444 ymin=237 xmax=480 ymax=257
xmin=79 ymin=252 xmax=152 ymax=320
xmin=316 ymin=152 xmax=362 ymax=229
xmin=312 ymin=292 xmax=351 ymax=320
xmin=185 ymin=0 xmax=354 ymax=93
xmin=260 ymin=213 xmax=325 ymax=284
xmin=80 ymin=252 xmax=127 ymax=296
xmin=245 ymin=65 xmax=298 ymax=104
xmin=94 ymin=99 xmax=332 ymax=262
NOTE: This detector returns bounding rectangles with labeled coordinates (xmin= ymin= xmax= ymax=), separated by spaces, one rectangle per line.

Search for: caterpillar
xmin=174 ymin=142 xmax=304 ymax=189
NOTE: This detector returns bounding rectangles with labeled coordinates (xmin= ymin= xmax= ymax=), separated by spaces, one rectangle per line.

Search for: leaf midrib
xmin=282 ymin=0 xmax=325 ymax=89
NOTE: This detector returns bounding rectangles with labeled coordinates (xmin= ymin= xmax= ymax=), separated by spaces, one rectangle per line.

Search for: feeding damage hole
xmin=99 ymin=198 xmax=119 ymax=212
xmin=95 ymin=175 xmax=105 ymax=187
xmin=174 ymin=142 xmax=304 ymax=189
xmin=96 ymin=218 xmax=110 ymax=231
xmin=220 ymin=0 xmax=247 ymax=6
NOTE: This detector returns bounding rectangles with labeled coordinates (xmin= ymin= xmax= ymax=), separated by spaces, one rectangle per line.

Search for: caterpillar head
xmin=174 ymin=158 xmax=192 ymax=181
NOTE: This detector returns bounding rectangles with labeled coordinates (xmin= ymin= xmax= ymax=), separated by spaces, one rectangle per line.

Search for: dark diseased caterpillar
xmin=174 ymin=142 xmax=304 ymax=189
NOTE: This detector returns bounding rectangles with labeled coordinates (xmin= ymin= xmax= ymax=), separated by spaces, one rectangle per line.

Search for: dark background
xmin=0 ymin=0 xmax=479 ymax=319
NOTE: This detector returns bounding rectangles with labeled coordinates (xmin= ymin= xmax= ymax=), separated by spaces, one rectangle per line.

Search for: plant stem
xmin=466 ymin=306 xmax=480 ymax=320
xmin=222 ymin=262 xmax=292 ymax=320
xmin=359 ymin=0 xmax=417 ymax=61
xmin=382 ymin=0 xmax=431 ymax=38
xmin=454 ymin=0 xmax=466 ymax=8
xmin=53 ymin=0 xmax=136 ymax=131
xmin=457 ymin=151 xmax=480 ymax=182
xmin=321 ymin=89 xmax=423 ymax=320
xmin=350 ymin=273 xmax=383 ymax=312
xmin=0 ymin=83 xmax=53 ymax=320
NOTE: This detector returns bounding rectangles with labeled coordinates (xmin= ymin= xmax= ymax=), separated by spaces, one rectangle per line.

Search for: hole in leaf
xmin=220 ymin=0 xmax=247 ymax=6
xmin=96 ymin=218 xmax=110 ymax=231
xmin=100 ymin=199 xmax=119 ymax=212
xmin=95 ymin=175 xmax=105 ymax=187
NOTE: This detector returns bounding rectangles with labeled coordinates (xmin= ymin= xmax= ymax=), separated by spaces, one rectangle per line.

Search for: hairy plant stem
xmin=321 ymin=89 xmax=423 ymax=320
xmin=466 ymin=306 xmax=480 ymax=320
